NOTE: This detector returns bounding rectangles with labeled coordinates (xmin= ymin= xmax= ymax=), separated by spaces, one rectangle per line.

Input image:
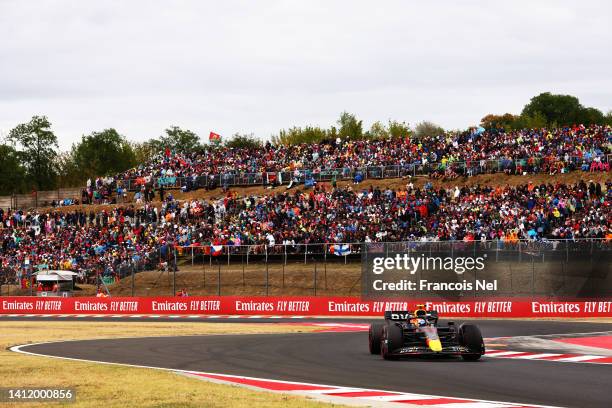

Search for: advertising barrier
xmin=1 ymin=296 xmax=611 ymax=318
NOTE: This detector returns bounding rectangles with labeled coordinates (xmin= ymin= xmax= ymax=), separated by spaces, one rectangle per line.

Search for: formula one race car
xmin=368 ymin=305 xmax=485 ymax=361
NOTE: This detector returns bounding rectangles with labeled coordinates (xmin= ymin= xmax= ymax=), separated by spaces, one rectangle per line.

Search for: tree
xmin=8 ymin=116 xmax=58 ymax=190
xmin=520 ymin=92 xmax=607 ymax=126
xmin=518 ymin=111 xmax=548 ymax=129
xmin=367 ymin=121 xmax=389 ymax=139
xmin=70 ymin=129 xmax=136 ymax=181
xmin=272 ymin=126 xmax=329 ymax=145
xmin=337 ymin=111 xmax=363 ymax=140
xmin=581 ymin=107 xmax=605 ymax=125
xmin=387 ymin=120 xmax=411 ymax=139
xmin=56 ymin=151 xmax=82 ymax=188
xmin=0 ymin=144 xmax=27 ymax=195
xmin=605 ymin=111 xmax=612 ymax=126
xmin=414 ymin=121 xmax=445 ymax=138
xmin=132 ymin=140 xmax=161 ymax=165
xmin=159 ymin=126 xmax=201 ymax=152
xmin=480 ymin=113 xmax=521 ymax=130
xmin=364 ymin=120 xmax=410 ymax=140
xmin=225 ymin=133 xmax=262 ymax=149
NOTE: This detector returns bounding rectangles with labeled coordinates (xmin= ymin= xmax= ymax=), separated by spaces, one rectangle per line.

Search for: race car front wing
xmin=392 ymin=345 xmax=473 ymax=356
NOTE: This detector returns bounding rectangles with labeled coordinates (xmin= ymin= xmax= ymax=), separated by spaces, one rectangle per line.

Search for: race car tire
xmin=459 ymin=323 xmax=485 ymax=361
xmin=381 ymin=323 xmax=402 ymax=360
xmin=369 ymin=322 xmax=384 ymax=354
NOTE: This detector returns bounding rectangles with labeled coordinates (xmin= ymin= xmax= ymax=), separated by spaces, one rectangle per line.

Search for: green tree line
xmin=0 ymin=119 xmax=204 ymax=195
xmin=480 ymin=92 xmax=612 ymax=130
xmin=1 ymin=92 xmax=609 ymax=195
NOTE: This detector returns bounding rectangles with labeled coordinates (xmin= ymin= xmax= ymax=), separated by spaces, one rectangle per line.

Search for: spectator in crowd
xmin=79 ymin=124 xmax=609 ymax=202
xmin=3 ymin=179 xmax=607 ymax=279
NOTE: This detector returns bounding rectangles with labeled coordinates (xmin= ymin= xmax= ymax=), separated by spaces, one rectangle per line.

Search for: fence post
xmin=531 ymin=248 xmax=535 ymax=296
xmin=131 ymin=264 xmax=135 ymax=296
xmin=304 ymin=244 xmax=307 ymax=264
xmin=172 ymin=248 xmax=177 ymax=296
xmin=217 ymin=259 xmax=221 ymax=296
xmin=265 ymin=245 xmax=269 ymax=296
xmin=191 ymin=247 xmax=194 ymax=267
xmin=313 ymin=257 xmax=317 ymax=296
xmin=324 ymin=243 xmax=327 ymax=290
xmin=242 ymin=252 xmax=245 ymax=287
xmin=495 ymin=239 xmax=499 ymax=262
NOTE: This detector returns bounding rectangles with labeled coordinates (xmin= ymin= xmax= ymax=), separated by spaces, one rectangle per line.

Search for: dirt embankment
xmin=38 ymin=171 xmax=610 ymax=214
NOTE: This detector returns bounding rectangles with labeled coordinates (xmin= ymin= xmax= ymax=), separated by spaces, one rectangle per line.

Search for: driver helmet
xmin=414 ymin=304 xmax=427 ymax=318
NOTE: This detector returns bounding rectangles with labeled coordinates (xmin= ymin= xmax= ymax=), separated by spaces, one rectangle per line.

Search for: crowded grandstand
xmin=1 ymin=123 xmax=610 ymax=288
xmin=82 ymin=124 xmax=610 ymax=203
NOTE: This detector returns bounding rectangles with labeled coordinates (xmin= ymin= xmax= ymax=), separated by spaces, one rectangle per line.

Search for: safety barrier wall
xmin=1 ymin=296 xmax=611 ymax=318
xmin=0 ymin=188 xmax=83 ymax=210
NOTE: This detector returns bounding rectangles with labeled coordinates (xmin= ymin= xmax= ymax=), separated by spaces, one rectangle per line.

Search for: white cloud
xmin=0 ymin=0 xmax=610 ymax=149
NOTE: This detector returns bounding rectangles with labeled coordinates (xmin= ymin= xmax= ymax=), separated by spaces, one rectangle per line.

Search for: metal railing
xmin=115 ymin=153 xmax=611 ymax=192
xmin=1 ymin=154 xmax=609 ymax=210
xmin=1 ymin=239 xmax=610 ymax=297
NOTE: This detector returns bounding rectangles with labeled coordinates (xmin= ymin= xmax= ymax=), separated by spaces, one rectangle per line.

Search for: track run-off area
xmin=5 ymin=316 xmax=612 ymax=408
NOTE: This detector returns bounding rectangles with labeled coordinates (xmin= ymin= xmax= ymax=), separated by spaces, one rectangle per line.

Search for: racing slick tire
xmin=369 ymin=322 xmax=384 ymax=354
xmin=458 ymin=323 xmax=485 ymax=361
xmin=381 ymin=323 xmax=403 ymax=360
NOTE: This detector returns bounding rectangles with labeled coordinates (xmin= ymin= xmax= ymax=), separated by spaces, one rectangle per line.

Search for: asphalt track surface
xmin=11 ymin=318 xmax=612 ymax=408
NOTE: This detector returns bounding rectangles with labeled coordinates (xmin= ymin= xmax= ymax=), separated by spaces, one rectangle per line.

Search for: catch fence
xmin=3 ymin=239 xmax=608 ymax=298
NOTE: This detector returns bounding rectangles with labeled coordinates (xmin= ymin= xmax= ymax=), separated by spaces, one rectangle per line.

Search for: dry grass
xmin=85 ymin=262 xmax=362 ymax=297
xmin=4 ymin=261 xmax=363 ymax=297
xmin=0 ymin=321 xmax=344 ymax=408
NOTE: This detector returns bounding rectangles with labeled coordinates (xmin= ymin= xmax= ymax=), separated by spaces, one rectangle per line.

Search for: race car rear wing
xmin=384 ymin=310 xmax=439 ymax=321
xmin=384 ymin=311 xmax=413 ymax=320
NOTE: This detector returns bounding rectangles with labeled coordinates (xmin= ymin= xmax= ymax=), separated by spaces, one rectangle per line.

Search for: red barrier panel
xmin=1 ymin=297 xmax=611 ymax=317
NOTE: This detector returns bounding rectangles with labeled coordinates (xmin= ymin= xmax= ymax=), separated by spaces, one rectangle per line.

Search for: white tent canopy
xmin=35 ymin=270 xmax=78 ymax=282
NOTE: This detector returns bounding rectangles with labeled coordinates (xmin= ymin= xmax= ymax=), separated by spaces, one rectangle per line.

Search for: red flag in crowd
xmin=209 ymin=131 xmax=222 ymax=143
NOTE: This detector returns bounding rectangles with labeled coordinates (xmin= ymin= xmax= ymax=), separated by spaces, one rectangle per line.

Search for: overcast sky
xmin=0 ymin=0 xmax=610 ymax=149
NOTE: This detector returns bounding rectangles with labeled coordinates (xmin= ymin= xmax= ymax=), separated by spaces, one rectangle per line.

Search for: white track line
xmin=513 ymin=353 xmax=562 ymax=360
xmin=484 ymin=351 xmax=526 ymax=357
xmin=9 ymin=340 xmax=560 ymax=408
xmin=555 ymin=355 xmax=606 ymax=362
